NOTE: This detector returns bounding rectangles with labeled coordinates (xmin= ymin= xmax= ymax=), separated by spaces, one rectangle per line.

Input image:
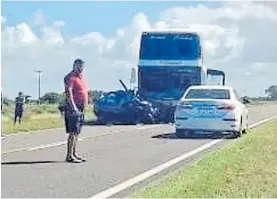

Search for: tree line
xmin=39 ymin=90 xmax=104 ymax=104
xmin=1 ymin=85 xmax=277 ymax=106
xmin=1 ymin=90 xmax=104 ymax=105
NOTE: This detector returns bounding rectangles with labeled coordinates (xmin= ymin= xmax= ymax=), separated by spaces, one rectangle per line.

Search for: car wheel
xmin=233 ymin=130 xmax=241 ymax=138
xmin=242 ymin=123 xmax=248 ymax=134
xmin=242 ymin=116 xmax=249 ymax=134
xmin=233 ymin=119 xmax=242 ymax=138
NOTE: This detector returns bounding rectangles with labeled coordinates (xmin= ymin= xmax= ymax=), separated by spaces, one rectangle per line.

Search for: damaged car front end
xmin=93 ymin=80 xmax=160 ymax=125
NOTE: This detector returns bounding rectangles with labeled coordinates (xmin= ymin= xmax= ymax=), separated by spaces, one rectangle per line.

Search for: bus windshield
xmin=139 ymin=67 xmax=202 ymax=99
xmin=139 ymin=32 xmax=201 ymax=60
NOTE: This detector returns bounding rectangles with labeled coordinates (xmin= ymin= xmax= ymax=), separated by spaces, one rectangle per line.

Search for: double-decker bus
xmin=137 ymin=29 xmax=225 ymax=122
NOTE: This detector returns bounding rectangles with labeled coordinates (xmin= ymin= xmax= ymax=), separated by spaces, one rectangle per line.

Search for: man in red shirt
xmin=64 ymin=58 xmax=88 ymax=163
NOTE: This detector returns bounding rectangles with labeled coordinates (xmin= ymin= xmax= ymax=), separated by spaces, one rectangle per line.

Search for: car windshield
xmin=185 ymin=89 xmax=231 ymax=99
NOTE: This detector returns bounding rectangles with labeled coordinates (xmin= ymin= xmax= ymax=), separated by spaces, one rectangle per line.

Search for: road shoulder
xmin=133 ymin=119 xmax=277 ymax=198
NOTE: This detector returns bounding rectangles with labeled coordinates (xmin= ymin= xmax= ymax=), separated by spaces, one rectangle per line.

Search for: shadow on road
xmin=83 ymin=120 xmax=158 ymax=126
xmin=83 ymin=120 xmax=102 ymax=126
xmin=152 ymin=132 xmax=235 ymax=140
xmin=1 ymin=160 xmax=64 ymax=165
xmin=83 ymin=120 xmax=127 ymax=126
xmin=83 ymin=120 xmax=135 ymax=126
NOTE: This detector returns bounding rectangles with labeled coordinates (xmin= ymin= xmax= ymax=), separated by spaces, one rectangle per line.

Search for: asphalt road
xmin=2 ymin=104 xmax=277 ymax=198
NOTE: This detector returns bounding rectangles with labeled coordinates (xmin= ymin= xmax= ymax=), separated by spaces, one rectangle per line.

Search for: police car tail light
xmin=217 ymin=103 xmax=235 ymax=110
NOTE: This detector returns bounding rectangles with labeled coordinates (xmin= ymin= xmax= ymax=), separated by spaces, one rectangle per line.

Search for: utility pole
xmin=129 ymin=67 xmax=136 ymax=89
xmin=35 ymin=70 xmax=43 ymax=105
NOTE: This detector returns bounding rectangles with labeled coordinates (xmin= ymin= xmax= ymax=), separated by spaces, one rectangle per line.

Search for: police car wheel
xmin=233 ymin=127 xmax=242 ymax=138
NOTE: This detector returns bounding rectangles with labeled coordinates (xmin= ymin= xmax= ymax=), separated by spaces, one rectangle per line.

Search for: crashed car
xmin=94 ymin=89 xmax=159 ymax=124
xmin=93 ymin=80 xmax=161 ymax=124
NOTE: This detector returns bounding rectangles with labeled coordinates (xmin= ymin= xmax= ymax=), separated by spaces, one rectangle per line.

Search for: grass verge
xmin=133 ymin=119 xmax=277 ymax=198
xmin=2 ymin=115 xmax=64 ymax=134
xmin=2 ymin=104 xmax=96 ymax=135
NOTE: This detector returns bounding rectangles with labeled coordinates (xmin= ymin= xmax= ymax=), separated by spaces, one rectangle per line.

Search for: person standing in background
xmin=14 ymin=91 xmax=25 ymax=125
xmin=64 ymin=58 xmax=88 ymax=163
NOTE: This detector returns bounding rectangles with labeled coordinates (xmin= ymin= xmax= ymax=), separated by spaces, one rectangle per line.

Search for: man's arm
xmin=83 ymin=76 xmax=89 ymax=108
xmin=14 ymin=97 xmax=18 ymax=105
xmin=84 ymin=87 xmax=89 ymax=107
xmin=67 ymin=76 xmax=78 ymax=112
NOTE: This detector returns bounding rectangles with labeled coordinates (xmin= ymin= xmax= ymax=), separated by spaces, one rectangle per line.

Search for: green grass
xmin=133 ymin=119 xmax=277 ymax=198
xmin=1 ymin=103 xmax=95 ymax=135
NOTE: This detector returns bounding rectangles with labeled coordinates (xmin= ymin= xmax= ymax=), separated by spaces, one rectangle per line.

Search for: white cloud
xmin=2 ymin=2 xmax=277 ymax=98
xmin=53 ymin=20 xmax=65 ymax=28
xmin=1 ymin=16 xmax=6 ymax=24
xmin=2 ymin=23 xmax=39 ymax=49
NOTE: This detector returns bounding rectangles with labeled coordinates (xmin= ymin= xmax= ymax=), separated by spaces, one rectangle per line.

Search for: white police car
xmin=174 ymin=85 xmax=249 ymax=138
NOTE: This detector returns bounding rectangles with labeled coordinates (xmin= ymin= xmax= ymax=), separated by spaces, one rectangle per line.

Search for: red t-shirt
xmin=66 ymin=73 xmax=88 ymax=105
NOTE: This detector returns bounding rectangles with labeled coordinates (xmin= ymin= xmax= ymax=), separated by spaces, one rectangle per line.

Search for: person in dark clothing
xmin=14 ymin=92 xmax=25 ymax=125
xmin=64 ymin=58 xmax=88 ymax=163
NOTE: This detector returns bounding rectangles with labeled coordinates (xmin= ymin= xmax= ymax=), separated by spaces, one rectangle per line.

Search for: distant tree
xmin=2 ymin=96 xmax=13 ymax=105
xmin=265 ymin=85 xmax=277 ymax=100
xmin=1 ymin=94 xmax=13 ymax=115
xmin=40 ymin=92 xmax=62 ymax=104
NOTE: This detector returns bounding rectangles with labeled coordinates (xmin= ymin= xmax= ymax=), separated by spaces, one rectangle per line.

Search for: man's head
xmin=18 ymin=91 xmax=23 ymax=97
xmin=73 ymin=58 xmax=84 ymax=74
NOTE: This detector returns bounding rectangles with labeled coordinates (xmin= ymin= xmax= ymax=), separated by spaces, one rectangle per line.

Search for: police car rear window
xmin=185 ymin=89 xmax=231 ymax=99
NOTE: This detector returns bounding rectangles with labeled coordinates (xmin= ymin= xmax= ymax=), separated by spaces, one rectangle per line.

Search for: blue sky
xmin=2 ymin=1 xmax=221 ymax=37
xmin=1 ymin=1 xmax=222 ymax=98
xmin=2 ymin=1 xmax=276 ymax=98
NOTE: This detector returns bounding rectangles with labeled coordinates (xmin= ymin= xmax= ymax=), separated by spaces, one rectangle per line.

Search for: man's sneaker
xmin=73 ymin=154 xmax=86 ymax=162
xmin=66 ymin=156 xmax=82 ymax=163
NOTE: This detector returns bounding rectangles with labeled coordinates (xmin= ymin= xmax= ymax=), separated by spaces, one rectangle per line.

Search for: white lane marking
xmin=1 ymin=135 xmax=95 ymax=154
xmin=27 ymin=141 xmax=67 ymax=151
xmin=2 ymin=141 xmax=67 ymax=154
xmin=26 ymin=137 xmax=86 ymax=152
xmin=1 ymin=148 xmax=27 ymax=154
xmin=89 ymin=114 xmax=277 ymax=199
xmin=2 ymin=126 xmax=110 ymax=138
xmin=2 ymin=123 xmax=142 ymax=138
xmin=3 ymin=115 xmax=277 ymax=155
xmin=1 ymin=127 xmax=150 ymax=154
xmin=3 ymin=104 xmax=274 ymax=138
xmin=248 ymin=114 xmax=277 ymax=128
xmin=90 ymin=140 xmax=222 ymax=199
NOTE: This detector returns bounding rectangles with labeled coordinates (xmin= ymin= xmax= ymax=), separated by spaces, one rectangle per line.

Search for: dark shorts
xmin=14 ymin=108 xmax=23 ymax=118
xmin=64 ymin=103 xmax=84 ymax=134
